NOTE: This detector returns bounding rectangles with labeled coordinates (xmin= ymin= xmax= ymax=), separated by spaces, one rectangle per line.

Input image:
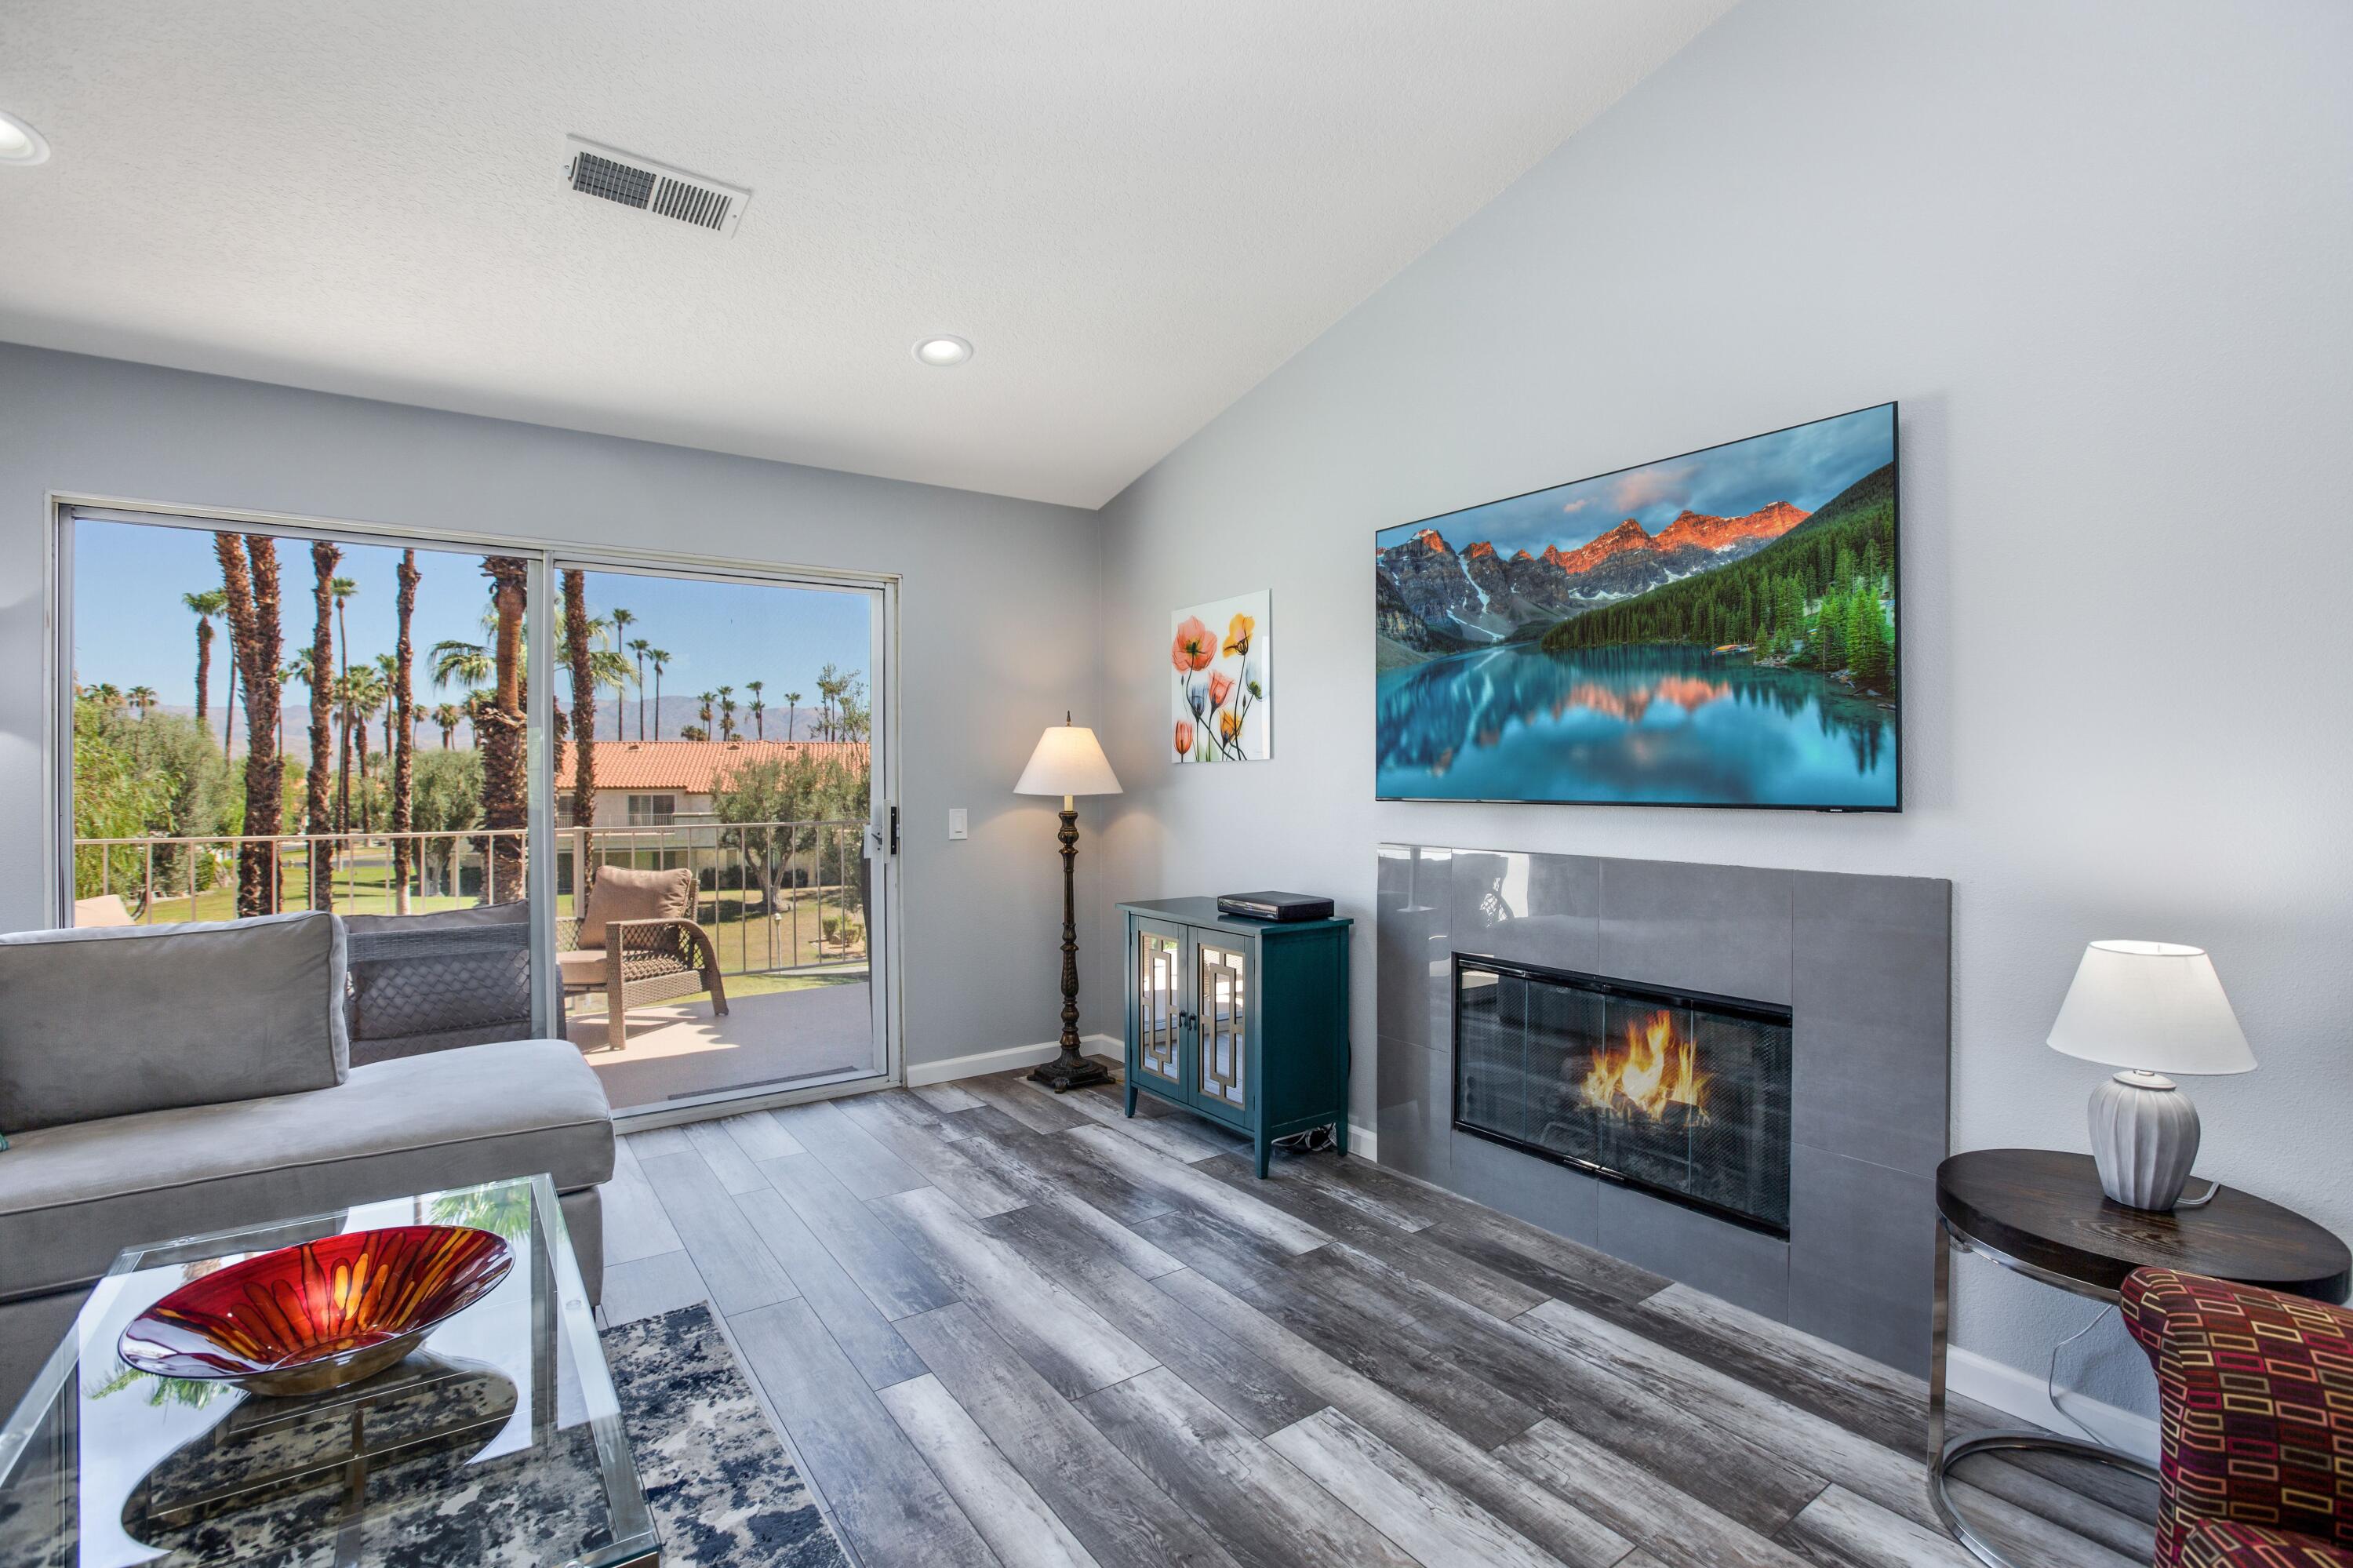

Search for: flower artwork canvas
xmin=1171 ymin=591 xmax=1270 ymax=763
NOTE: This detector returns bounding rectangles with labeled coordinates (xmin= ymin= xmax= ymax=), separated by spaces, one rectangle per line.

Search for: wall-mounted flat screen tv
xmin=1375 ymin=402 xmax=1898 ymax=810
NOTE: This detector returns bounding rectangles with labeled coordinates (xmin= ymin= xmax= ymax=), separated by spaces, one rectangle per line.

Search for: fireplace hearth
xmin=1379 ymin=846 xmax=1951 ymax=1374
xmin=1453 ymin=955 xmax=1793 ymax=1235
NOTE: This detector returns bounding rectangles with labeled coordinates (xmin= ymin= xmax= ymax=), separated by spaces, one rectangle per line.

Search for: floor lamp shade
xmin=1016 ymin=719 xmax=1118 ymax=1093
xmin=2047 ymin=940 xmax=2254 ymax=1211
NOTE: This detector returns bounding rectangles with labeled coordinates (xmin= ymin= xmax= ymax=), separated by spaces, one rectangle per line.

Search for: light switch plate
xmin=948 ymin=808 xmax=968 ymax=841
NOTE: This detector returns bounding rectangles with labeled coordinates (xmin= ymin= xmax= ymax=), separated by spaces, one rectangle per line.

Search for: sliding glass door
xmin=54 ymin=505 xmax=896 ymax=1113
xmin=542 ymin=560 xmax=893 ymax=1114
xmin=59 ymin=508 xmax=554 ymax=1044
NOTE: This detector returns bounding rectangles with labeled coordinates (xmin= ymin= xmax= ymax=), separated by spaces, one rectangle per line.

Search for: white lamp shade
xmin=2047 ymin=940 xmax=2255 ymax=1076
xmin=1014 ymin=723 xmax=1122 ymax=797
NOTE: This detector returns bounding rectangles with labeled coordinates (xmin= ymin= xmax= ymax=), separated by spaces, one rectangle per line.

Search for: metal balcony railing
xmin=70 ymin=818 xmax=868 ymax=979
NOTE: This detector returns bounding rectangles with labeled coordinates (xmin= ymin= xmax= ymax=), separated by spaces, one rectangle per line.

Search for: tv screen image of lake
xmin=1373 ymin=404 xmax=1898 ymax=808
xmin=1377 ymin=643 xmax=1893 ymax=806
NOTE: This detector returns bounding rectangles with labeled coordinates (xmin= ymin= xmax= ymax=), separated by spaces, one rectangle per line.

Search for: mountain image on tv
xmin=1373 ymin=403 xmax=1898 ymax=809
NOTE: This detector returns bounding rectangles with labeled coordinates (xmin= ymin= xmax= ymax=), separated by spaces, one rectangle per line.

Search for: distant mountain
xmin=1778 ymin=463 xmax=1894 ymax=544
xmin=1375 ymin=498 xmax=1811 ymax=652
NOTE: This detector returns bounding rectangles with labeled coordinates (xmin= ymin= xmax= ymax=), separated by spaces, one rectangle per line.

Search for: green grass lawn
xmin=88 ymin=842 xmax=866 ymax=979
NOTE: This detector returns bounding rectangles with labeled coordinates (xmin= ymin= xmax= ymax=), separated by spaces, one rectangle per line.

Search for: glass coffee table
xmin=0 ymin=1175 xmax=657 ymax=1567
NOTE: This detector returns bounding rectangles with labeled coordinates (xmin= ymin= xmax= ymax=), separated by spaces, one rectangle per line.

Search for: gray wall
xmin=0 ymin=342 xmax=1106 ymax=1070
xmin=1095 ymin=0 xmax=2353 ymax=1410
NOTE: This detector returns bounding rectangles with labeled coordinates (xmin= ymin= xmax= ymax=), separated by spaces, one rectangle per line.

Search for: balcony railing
xmin=70 ymin=818 xmax=868 ymax=979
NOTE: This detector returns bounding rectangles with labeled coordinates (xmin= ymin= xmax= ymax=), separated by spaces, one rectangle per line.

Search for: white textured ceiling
xmin=0 ymin=1 xmax=1730 ymax=507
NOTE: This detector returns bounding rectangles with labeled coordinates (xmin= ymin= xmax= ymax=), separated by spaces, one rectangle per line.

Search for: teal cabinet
xmin=1118 ymin=897 xmax=1351 ymax=1177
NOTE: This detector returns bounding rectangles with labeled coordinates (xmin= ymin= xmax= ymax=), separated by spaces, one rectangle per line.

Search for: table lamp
xmin=1014 ymin=715 xmax=1122 ymax=1092
xmin=2046 ymin=940 xmax=2255 ymax=1211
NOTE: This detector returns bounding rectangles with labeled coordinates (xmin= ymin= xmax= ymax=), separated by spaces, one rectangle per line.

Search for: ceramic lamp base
xmin=2087 ymin=1070 xmax=2201 ymax=1211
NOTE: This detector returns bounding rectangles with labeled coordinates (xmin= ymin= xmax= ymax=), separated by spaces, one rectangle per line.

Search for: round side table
xmin=1930 ymin=1148 xmax=2351 ymax=1568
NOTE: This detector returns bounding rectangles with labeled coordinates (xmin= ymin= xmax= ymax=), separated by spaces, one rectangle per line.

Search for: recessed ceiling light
xmin=0 ymin=110 xmax=50 ymax=166
xmin=913 ymin=336 xmax=973 ymax=367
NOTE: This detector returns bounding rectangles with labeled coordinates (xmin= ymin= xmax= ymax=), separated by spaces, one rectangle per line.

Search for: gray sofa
xmin=0 ymin=909 xmax=613 ymax=1411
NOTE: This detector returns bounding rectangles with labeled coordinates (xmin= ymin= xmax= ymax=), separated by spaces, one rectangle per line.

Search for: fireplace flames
xmin=1580 ymin=1010 xmax=1709 ymax=1122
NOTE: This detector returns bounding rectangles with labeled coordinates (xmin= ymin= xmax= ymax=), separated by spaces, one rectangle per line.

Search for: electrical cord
xmin=2048 ymin=1300 xmax=2118 ymax=1442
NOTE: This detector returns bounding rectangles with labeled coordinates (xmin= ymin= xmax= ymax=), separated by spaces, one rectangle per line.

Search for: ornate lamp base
xmin=2087 ymin=1069 xmax=2200 ymax=1210
xmin=1029 ymin=801 xmax=1111 ymax=1094
xmin=1029 ymin=1050 xmax=1111 ymax=1093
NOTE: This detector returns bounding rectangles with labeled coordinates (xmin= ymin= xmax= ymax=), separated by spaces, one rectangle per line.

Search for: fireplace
xmin=1452 ymin=955 xmax=1793 ymax=1236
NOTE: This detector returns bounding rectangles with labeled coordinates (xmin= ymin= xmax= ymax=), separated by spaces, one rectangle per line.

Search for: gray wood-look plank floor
xmin=603 ymin=1071 xmax=2156 ymax=1568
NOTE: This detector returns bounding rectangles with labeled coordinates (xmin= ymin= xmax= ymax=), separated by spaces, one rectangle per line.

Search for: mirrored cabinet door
xmin=1136 ymin=926 xmax=1184 ymax=1088
xmin=1198 ymin=941 xmax=1248 ymax=1110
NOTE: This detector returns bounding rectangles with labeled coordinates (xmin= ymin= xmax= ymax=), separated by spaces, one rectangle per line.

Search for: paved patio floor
xmin=568 ymin=978 xmax=877 ymax=1111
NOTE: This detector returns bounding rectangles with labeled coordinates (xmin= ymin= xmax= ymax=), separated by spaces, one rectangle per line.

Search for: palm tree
xmin=278 ymin=661 xmax=301 ymax=757
xmin=125 ymin=685 xmax=158 ymax=718
xmin=602 ymin=648 xmax=635 ymax=745
xmin=646 ymin=649 xmax=669 ymax=740
xmin=220 ymin=621 xmax=239 ymax=757
xmin=213 ymin=533 xmax=283 ymax=916
xmin=784 ymin=690 xmax=802 ymax=742
xmin=815 ymin=664 xmax=846 ymax=742
xmin=747 ymin=679 xmax=766 ymax=740
xmin=592 ymin=648 xmax=635 ymax=721
xmin=88 ymin=682 xmax=123 ymax=708
xmin=627 ymin=637 xmax=651 ymax=740
xmin=183 ymin=589 xmax=227 ymax=742
xmin=340 ymin=664 xmax=387 ymax=834
xmin=478 ymin=558 xmax=529 ymax=900
xmin=330 ymin=574 xmax=358 ymax=835
xmin=430 ymin=637 xmax=493 ymax=692
xmin=304 ymin=543 xmax=341 ymax=908
xmin=562 ymin=570 xmax=598 ymax=846
xmin=373 ymin=653 xmax=402 ymax=759
xmin=390 ymin=549 xmax=420 ymax=911
xmin=717 ymin=685 xmax=737 ymax=741
xmin=697 ymin=691 xmax=715 ymax=734
xmin=678 ymin=723 xmax=707 ymax=741
xmin=607 ymin=607 xmax=635 ymax=734
xmin=431 ymin=702 xmax=461 ymax=749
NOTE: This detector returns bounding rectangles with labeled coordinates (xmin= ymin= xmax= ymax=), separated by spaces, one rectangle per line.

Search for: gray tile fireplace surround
xmin=1376 ymin=846 xmax=1951 ymax=1375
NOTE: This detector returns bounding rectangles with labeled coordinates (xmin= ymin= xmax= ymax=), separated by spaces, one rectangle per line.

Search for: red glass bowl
xmin=118 ymin=1225 xmax=513 ymax=1396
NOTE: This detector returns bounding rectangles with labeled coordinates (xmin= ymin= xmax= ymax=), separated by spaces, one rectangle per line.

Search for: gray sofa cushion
xmin=0 ymin=1038 xmax=613 ymax=1301
xmin=0 ymin=911 xmax=350 ymax=1133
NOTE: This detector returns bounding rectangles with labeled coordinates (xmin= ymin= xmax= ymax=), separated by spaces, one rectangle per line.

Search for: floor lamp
xmin=1014 ymin=715 xmax=1122 ymax=1092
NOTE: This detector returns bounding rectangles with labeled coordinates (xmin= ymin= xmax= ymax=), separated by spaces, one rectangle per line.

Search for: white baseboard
xmin=1945 ymin=1346 xmax=2160 ymax=1464
xmin=906 ymin=1033 xmax=1121 ymax=1087
xmin=1347 ymin=1122 xmax=1379 ymax=1163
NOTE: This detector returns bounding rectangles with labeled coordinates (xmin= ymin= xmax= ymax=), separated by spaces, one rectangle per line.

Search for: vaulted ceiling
xmin=0 ymin=1 xmax=1732 ymax=507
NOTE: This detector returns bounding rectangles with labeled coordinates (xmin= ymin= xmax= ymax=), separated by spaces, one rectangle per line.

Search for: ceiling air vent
xmin=563 ymin=136 xmax=750 ymax=238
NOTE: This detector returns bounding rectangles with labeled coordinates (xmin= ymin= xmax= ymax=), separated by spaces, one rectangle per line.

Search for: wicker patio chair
xmin=558 ymin=864 xmax=729 ymax=1053
xmin=344 ymin=903 xmax=533 ymax=1065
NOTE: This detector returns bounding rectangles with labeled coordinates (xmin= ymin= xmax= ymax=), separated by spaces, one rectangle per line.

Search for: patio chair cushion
xmin=576 ymin=865 xmax=694 ymax=950
xmin=0 ymin=911 xmax=350 ymax=1134
xmin=557 ymin=944 xmax=699 ymax=990
xmin=0 ymin=1037 xmax=612 ymax=1302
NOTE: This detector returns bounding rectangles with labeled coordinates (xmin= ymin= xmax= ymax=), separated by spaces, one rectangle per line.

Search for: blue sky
xmin=1375 ymin=403 xmax=1894 ymax=559
xmin=73 ymin=520 xmax=872 ymax=729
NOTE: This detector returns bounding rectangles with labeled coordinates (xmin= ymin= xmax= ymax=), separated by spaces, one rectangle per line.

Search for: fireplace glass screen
xmin=1453 ymin=957 xmax=1792 ymax=1235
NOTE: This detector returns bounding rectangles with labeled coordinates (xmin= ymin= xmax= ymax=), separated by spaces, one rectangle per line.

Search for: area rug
xmin=0 ymin=1304 xmax=853 ymax=1567
xmin=608 ymin=1303 xmax=852 ymax=1567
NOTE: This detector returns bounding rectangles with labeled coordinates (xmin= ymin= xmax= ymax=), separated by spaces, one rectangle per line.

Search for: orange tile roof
xmin=552 ymin=739 xmax=870 ymax=793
